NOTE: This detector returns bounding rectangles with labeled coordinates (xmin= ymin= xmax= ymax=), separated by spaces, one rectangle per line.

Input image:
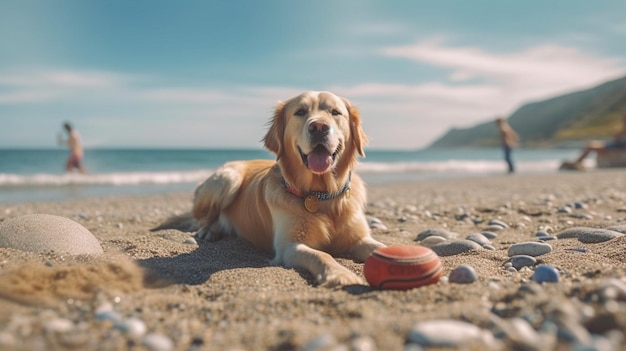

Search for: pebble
xmin=0 ymin=214 xmax=103 ymax=255
xmin=538 ymin=235 xmax=557 ymax=241
xmin=578 ymin=230 xmax=624 ymax=244
xmin=415 ymin=228 xmax=458 ymax=241
xmin=118 ymin=317 xmax=147 ymax=339
xmin=480 ymin=231 xmax=498 ymax=239
xmin=349 ymin=335 xmax=377 ymax=351
xmin=482 ymin=244 xmax=496 ymax=251
xmin=558 ymin=206 xmax=573 ymax=214
xmin=505 ymin=318 xmax=541 ymax=349
xmin=599 ymin=278 xmax=626 ymax=300
xmin=367 ymin=217 xmax=388 ymax=231
xmin=301 ymin=333 xmax=337 ymax=351
xmin=448 ymin=264 xmax=477 ymax=284
xmin=419 ymin=235 xmax=447 ymax=247
xmin=532 ymin=264 xmax=560 ymax=283
xmin=605 ymin=225 xmax=626 ymax=234
xmin=535 ymin=230 xmax=550 ymax=238
xmin=430 ymin=240 xmax=482 ymax=257
xmin=143 ymin=333 xmax=174 ymax=351
xmin=483 ymin=225 xmax=505 ymax=232
xmin=507 ymin=242 xmax=552 ymax=257
xmin=555 ymin=227 xmax=625 ymax=243
xmin=407 ymin=320 xmax=495 ymax=348
xmin=508 ymin=255 xmax=537 ymax=270
xmin=465 ymin=233 xmax=490 ymax=246
xmin=184 ymin=237 xmax=198 ymax=245
xmin=44 ymin=318 xmax=74 ymax=333
xmin=488 ymin=219 xmax=508 ymax=228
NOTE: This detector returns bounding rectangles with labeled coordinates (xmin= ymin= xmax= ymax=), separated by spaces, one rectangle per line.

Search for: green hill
xmin=428 ymin=75 xmax=626 ymax=148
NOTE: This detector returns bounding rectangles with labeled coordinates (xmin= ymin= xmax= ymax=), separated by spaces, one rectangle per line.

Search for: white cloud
xmin=381 ymin=40 xmax=625 ymax=99
xmin=0 ymin=69 xmax=132 ymax=104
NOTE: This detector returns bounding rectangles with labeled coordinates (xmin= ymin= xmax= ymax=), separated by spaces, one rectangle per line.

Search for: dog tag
xmin=345 ymin=188 xmax=350 ymax=199
xmin=304 ymin=195 xmax=320 ymax=213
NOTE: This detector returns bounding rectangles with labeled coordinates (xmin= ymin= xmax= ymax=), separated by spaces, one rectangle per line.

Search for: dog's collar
xmin=285 ymin=172 xmax=352 ymax=213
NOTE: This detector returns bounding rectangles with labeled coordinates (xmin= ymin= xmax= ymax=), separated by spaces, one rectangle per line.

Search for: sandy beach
xmin=1 ymin=170 xmax=625 ymax=350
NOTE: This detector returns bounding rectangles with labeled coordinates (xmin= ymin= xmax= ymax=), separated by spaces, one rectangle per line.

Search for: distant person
xmin=560 ymin=112 xmax=626 ymax=170
xmin=58 ymin=122 xmax=86 ymax=173
xmin=496 ymin=117 xmax=519 ymax=173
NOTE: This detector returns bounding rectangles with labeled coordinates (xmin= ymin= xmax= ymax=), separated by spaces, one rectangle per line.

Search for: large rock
xmin=0 ymin=214 xmax=103 ymax=255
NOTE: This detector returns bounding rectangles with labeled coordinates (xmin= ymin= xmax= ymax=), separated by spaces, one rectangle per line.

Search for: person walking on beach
xmin=58 ymin=122 xmax=86 ymax=174
xmin=496 ymin=117 xmax=519 ymax=173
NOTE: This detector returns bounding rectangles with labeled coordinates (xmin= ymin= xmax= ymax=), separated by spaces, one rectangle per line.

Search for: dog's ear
xmin=345 ymin=100 xmax=367 ymax=157
xmin=262 ymin=101 xmax=285 ymax=160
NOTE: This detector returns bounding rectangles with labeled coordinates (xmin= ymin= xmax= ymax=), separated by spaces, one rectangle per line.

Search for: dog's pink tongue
xmin=307 ymin=150 xmax=332 ymax=173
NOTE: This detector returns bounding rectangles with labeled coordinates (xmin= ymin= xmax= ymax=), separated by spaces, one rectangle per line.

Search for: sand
xmin=0 ymin=170 xmax=625 ymax=350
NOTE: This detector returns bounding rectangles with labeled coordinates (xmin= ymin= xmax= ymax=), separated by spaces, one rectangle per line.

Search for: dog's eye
xmin=295 ymin=109 xmax=307 ymax=116
xmin=331 ymin=109 xmax=341 ymax=116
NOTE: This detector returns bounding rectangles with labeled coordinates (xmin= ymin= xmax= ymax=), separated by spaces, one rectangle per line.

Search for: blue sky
xmin=1 ymin=0 xmax=626 ymax=149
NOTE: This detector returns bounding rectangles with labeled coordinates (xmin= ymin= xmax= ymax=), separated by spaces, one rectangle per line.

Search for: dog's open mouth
xmin=299 ymin=144 xmax=341 ymax=173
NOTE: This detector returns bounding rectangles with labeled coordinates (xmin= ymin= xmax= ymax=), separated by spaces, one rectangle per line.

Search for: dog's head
xmin=263 ymin=91 xmax=366 ymax=181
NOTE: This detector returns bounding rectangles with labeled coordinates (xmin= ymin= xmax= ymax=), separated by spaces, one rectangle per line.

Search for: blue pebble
xmin=532 ymin=264 xmax=560 ymax=283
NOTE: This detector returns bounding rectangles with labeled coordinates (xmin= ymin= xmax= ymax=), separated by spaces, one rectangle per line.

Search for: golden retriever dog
xmin=153 ymin=91 xmax=385 ymax=287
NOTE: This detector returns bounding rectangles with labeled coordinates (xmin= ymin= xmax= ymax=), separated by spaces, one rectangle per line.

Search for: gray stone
xmin=449 ymin=264 xmax=477 ymax=284
xmin=0 ymin=214 xmax=103 ymax=255
xmin=507 ymin=242 xmax=552 ymax=257
xmin=483 ymin=225 xmax=505 ymax=232
xmin=488 ymin=219 xmax=509 ymax=228
xmin=508 ymin=255 xmax=537 ymax=270
xmin=535 ymin=230 xmax=550 ymax=237
xmin=466 ymin=233 xmax=490 ymax=246
xmin=556 ymin=227 xmax=624 ymax=242
xmin=538 ymin=235 xmax=557 ymax=241
xmin=606 ymin=225 xmax=626 ymax=234
xmin=431 ymin=240 xmax=482 ymax=257
xmin=578 ymin=230 xmax=624 ymax=243
xmin=419 ymin=235 xmax=448 ymax=247
xmin=415 ymin=228 xmax=458 ymax=241
xmin=480 ymin=231 xmax=498 ymax=239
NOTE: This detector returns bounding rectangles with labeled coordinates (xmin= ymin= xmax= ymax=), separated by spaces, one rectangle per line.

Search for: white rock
xmin=407 ymin=320 xmax=495 ymax=348
xmin=143 ymin=333 xmax=174 ymax=351
xmin=119 ymin=317 xmax=147 ymax=339
xmin=44 ymin=318 xmax=74 ymax=333
xmin=0 ymin=214 xmax=103 ymax=254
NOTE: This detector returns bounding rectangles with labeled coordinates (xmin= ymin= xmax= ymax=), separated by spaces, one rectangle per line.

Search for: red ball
xmin=364 ymin=245 xmax=443 ymax=290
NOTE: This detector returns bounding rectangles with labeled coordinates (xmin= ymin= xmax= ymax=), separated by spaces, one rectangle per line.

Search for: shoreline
xmin=0 ymin=170 xmax=625 ymax=350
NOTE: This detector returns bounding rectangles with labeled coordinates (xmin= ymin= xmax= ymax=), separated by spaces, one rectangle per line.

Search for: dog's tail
xmin=150 ymin=213 xmax=199 ymax=233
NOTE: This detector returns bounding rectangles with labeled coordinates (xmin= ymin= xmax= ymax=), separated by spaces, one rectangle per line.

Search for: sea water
xmin=0 ymin=147 xmax=581 ymax=203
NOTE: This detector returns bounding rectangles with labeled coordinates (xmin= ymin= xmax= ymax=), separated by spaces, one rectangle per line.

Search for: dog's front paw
xmin=318 ymin=266 xmax=365 ymax=288
xmin=195 ymin=226 xmax=222 ymax=241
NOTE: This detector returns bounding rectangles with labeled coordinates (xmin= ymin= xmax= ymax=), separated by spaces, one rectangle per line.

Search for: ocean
xmin=0 ymin=147 xmax=583 ymax=204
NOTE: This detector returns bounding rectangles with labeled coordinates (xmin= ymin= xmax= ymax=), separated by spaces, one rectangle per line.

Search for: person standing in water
xmin=58 ymin=122 xmax=86 ymax=173
xmin=496 ymin=117 xmax=519 ymax=173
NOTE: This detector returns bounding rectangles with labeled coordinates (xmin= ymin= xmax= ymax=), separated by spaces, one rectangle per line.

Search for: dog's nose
xmin=308 ymin=121 xmax=330 ymax=137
